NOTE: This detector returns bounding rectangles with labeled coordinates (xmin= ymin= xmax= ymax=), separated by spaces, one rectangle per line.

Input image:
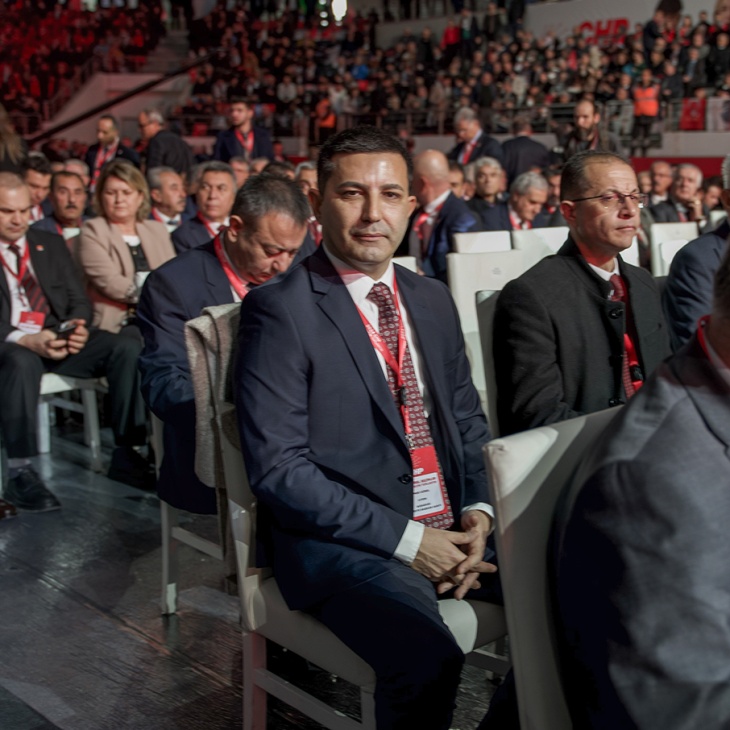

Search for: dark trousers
xmin=0 ymin=330 xmax=146 ymax=459
xmin=309 ymin=554 xmax=512 ymax=730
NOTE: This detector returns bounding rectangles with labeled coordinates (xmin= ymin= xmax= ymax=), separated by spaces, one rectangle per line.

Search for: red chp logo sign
xmin=578 ymin=18 xmax=630 ymax=46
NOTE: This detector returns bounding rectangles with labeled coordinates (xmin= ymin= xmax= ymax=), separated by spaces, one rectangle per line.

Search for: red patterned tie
xmin=8 ymin=243 xmax=51 ymax=318
xmin=609 ymin=274 xmax=636 ymax=399
xmin=366 ymin=282 xmax=454 ymax=529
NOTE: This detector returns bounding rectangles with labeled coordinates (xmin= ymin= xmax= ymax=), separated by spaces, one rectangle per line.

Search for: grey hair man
xmin=147 ymin=166 xmax=187 ymax=231
xmin=447 ymin=106 xmax=504 ymax=167
xmin=649 ymin=162 xmax=707 ymax=225
xmin=481 ymin=170 xmax=549 ymax=230
xmin=137 ymin=174 xmax=310 ymax=516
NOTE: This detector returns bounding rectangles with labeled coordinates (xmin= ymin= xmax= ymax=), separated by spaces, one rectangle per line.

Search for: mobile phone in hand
xmin=55 ymin=321 xmax=78 ymax=339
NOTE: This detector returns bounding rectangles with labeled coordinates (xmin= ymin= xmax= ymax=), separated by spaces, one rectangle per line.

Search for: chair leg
xmin=243 ymin=631 xmax=267 ymax=730
xmin=80 ymin=387 xmax=103 ymax=472
xmin=160 ymin=501 xmax=180 ymax=615
xmin=36 ymin=401 xmax=51 ymax=454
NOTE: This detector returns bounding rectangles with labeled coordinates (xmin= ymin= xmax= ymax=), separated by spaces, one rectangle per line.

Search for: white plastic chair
xmin=192 ymin=303 xmax=510 ymax=730
xmin=453 ymin=230 xmax=512 ymax=253
xmin=446 ymin=251 xmax=527 ymax=411
xmin=649 ymin=222 xmax=698 ymax=276
xmin=709 ymin=209 xmax=727 ymax=227
xmin=483 ymin=408 xmax=620 ymax=730
xmin=475 ymin=290 xmax=501 ymax=438
xmin=391 ymin=255 xmax=418 ymax=272
xmin=621 ymin=237 xmax=641 ymax=267
xmin=510 ymin=226 xmax=569 ymax=269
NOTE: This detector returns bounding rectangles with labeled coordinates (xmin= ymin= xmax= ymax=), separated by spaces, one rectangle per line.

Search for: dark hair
xmin=198 ymin=160 xmax=236 ymax=186
xmin=448 ymin=160 xmax=465 ymax=176
xmin=23 ymin=153 xmax=53 ymax=177
xmin=100 ymin=114 xmax=119 ymax=130
xmin=512 ymin=115 xmax=532 ymax=135
xmin=233 ymin=174 xmax=310 ymax=231
xmin=262 ymin=160 xmax=295 ymax=178
xmin=560 ymin=151 xmax=630 ymax=201
xmin=51 ymin=170 xmax=85 ymax=192
xmin=317 ymin=126 xmax=413 ymax=195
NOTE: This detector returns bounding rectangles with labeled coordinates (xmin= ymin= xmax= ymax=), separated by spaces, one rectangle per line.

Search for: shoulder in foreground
xmin=151 ymin=241 xmax=216 ymax=278
xmin=80 ymin=216 xmax=107 ymax=234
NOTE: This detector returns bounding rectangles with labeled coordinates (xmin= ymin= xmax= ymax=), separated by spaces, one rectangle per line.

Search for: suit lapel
xmin=202 ymin=242 xmax=235 ymax=303
xmin=309 ymin=250 xmax=408 ymax=449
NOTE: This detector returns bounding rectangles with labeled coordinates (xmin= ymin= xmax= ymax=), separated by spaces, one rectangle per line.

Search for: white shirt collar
xmin=0 ymin=235 xmax=26 ymax=256
xmin=587 ymin=259 xmax=617 ymax=281
xmin=425 ymin=189 xmax=450 ymax=216
xmin=322 ymin=245 xmax=395 ymax=307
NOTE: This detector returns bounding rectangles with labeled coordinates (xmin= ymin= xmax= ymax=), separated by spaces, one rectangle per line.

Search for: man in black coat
xmin=493 ymin=151 xmax=670 ymax=435
xmin=138 ymin=109 xmax=194 ymax=178
xmin=447 ymin=106 xmax=504 ymax=167
xmin=0 ymin=173 xmax=149 ymax=514
xmin=501 ymin=116 xmax=550 ymax=185
xmin=85 ymin=114 xmax=140 ymax=193
xmin=212 ymin=98 xmax=274 ymax=164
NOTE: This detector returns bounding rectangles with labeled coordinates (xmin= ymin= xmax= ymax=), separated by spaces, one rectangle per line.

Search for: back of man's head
xmin=233 ymin=173 xmax=311 ymax=232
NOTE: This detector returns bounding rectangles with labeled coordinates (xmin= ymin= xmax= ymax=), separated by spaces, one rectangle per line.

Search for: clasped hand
xmin=411 ymin=511 xmax=497 ymax=600
xmin=18 ymin=319 xmax=89 ymax=359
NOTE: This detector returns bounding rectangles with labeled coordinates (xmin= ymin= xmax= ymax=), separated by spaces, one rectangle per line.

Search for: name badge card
xmin=18 ymin=311 xmax=45 ymax=334
xmin=411 ymin=445 xmax=449 ymax=520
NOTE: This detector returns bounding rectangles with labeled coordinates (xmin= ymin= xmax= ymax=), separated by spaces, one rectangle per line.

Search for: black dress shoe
xmin=0 ymin=498 xmax=18 ymax=520
xmin=108 ymin=447 xmax=156 ymax=491
xmin=4 ymin=467 xmax=61 ymax=512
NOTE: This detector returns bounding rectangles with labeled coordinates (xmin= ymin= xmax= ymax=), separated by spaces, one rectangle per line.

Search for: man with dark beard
xmin=562 ymin=99 xmax=624 ymax=164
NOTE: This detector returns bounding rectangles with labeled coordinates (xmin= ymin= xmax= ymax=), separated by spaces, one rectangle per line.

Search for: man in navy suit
xmin=501 ymin=116 xmax=550 ymax=185
xmin=31 ymin=171 xmax=88 ymax=246
xmin=85 ymin=115 xmax=140 ymax=193
xmin=212 ymin=98 xmax=274 ymax=164
xmin=137 ymin=175 xmax=309 ymax=514
xmin=481 ymin=171 xmax=550 ymax=231
xmin=235 ymin=127 xmax=501 ymax=729
xmin=408 ymin=149 xmax=481 ymax=282
xmin=447 ymin=106 xmax=504 ymax=167
xmin=171 ymin=161 xmax=236 ymax=253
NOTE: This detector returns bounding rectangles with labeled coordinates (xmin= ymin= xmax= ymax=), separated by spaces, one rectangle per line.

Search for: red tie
xmin=366 ymin=282 xmax=454 ymax=529
xmin=7 ymin=243 xmax=51 ymax=318
xmin=461 ymin=139 xmax=477 ymax=164
xmin=609 ymin=274 xmax=636 ymax=399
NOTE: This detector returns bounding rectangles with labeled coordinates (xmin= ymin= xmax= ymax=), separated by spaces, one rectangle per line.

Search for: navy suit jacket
xmin=171 ymin=217 xmax=211 ymax=254
xmin=501 ymin=135 xmax=550 ymax=184
xmin=84 ymin=142 xmax=140 ymax=172
xmin=420 ymin=192 xmax=482 ymax=282
xmin=235 ymin=247 xmax=491 ymax=610
xmin=137 ymin=241 xmax=233 ymax=513
xmin=663 ymin=218 xmax=729 ymax=351
xmin=553 ymin=334 xmax=730 ymax=729
xmin=447 ymin=132 xmax=505 ymax=166
xmin=481 ymin=201 xmax=549 ymax=231
xmin=212 ymin=126 xmax=274 ymax=163
xmin=649 ymin=199 xmax=709 ymax=224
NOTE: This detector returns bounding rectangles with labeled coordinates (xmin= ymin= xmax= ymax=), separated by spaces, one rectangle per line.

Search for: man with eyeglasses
xmin=493 ymin=150 xmax=671 ymax=436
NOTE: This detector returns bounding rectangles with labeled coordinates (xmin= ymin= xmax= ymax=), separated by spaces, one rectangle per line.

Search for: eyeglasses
xmin=569 ymin=192 xmax=649 ymax=209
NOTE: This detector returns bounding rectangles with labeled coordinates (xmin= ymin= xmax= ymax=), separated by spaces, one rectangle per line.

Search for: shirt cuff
xmin=5 ymin=329 xmax=26 ymax=344
xmin=462 ymin=502 xmax=495 ymax=534
xmin=394 ymin=520 xmax=425 ymax=565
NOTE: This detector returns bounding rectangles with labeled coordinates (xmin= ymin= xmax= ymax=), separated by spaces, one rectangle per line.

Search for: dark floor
xmin=0 ymin=427 xmax=497 ymax=730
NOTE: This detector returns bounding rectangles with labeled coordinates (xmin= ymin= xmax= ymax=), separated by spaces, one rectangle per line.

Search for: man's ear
xmin=309 ymin=188 xmax=322 ymax=220
xmin=150 ymin=189 xmax=162 ymax=205
xmin=560 ymin=200 xmax=577 ymax=224
xmin=227 ymin=215 xmax=244 ymax=240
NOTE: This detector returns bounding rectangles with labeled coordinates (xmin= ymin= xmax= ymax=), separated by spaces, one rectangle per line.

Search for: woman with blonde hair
xmin=0 ymin=104 xmax=28 ymax=174
xmin=78 ymin=159 xmax=175 ymax=337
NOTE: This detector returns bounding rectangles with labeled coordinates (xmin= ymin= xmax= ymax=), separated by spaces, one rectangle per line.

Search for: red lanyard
xmin=697 ymin=314 xmax=711 ymax=358
xmin=0 ymin=239 xmax=29 ymax=282
xmin=235 ymin=128 xmax=254 ymax=156
xmin=95 ymin=141 xmax=118 ymax=173
xmin=213 ymin=231 xmax=249 ymax=300
xmin=197 ymin=213 xmax=219 ymax=238
xmin=509 ymin=210 xmax=530 ymax=230
xmin=461 ymin=139 xmax=476 ymax=164
xmin=356 ymin=278 xmax=413 ymax=436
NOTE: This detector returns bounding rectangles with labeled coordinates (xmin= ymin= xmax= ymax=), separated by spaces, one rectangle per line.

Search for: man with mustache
xmin=137 ymin=174 xmax=308 ymax=515
xmin=493 ymin=150 xmax=671 ymax=435
xmin=31 ymin=171 xmax=89 ymax=255
xmin=562 ymin=99 xmax=624 ymax=163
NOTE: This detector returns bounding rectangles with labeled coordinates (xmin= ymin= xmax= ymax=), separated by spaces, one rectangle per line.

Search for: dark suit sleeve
xmin=557 ymin=458 xmax=730 ymax=729
xmin=211 ymin=133 xmax=228 ymax=162
xmin=663 ymin=243 xmax=715 ymax=351
xmin=137 ymin=266 xmax=195 ymax=420
xmin=493 ymin=277 xmax=581 ymax=434
xmin=235 ymin=288 xmax=408 ymax=558
xmin=124 ymin=146 xmax=141 ymax=167
xmin=55 ymin=239 xmax=92 ymax=324
xmin=146 ymin=136 xmax=163 ymax=171
xmin=484 ymin=137 xmax=505 ymax=166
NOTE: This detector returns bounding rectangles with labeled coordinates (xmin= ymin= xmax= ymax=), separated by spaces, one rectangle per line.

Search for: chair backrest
xmin=655 ymin=238 xmax=691 ymax=277
xmin=620 ymin=236 xmax=641 ymax=267
xmin=511 ymin=226 xmax=569 ymax=269
xmin=475 ymin=290 xmax=500 ymax=437
xmin=453 ymin=230 xmax=512 ymax=254
xmin=392 ymin=255 xmax=418 ymax=272
xmin=649 ymin=222 xmax=698 ymax=276
xmin=710 ymin=209 xmax=728 ymax=227
xmin=484 ymin=408 xmax=620 ymax=730
xmin=446 ymin=251 xmax=527 ymax=408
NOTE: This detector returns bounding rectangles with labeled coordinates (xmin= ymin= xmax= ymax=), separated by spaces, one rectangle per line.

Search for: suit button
xmin=609 ymin=308 xmax=623 ymax=319
xmin=398 ymin=474 xmax=413 ymax=484
xmin=608 ymin=398 xmax=623 ymax=407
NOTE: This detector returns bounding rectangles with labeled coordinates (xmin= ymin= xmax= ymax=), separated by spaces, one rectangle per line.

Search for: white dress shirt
xmin=324 ymin=246 xmax=493 ymax=565
xmin=0 ymin=236 xmax=38 ymax=342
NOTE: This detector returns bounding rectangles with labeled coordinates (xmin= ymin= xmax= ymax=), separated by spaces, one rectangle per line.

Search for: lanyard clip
xmin=398 ymin=386 xmax=408 ymax=406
